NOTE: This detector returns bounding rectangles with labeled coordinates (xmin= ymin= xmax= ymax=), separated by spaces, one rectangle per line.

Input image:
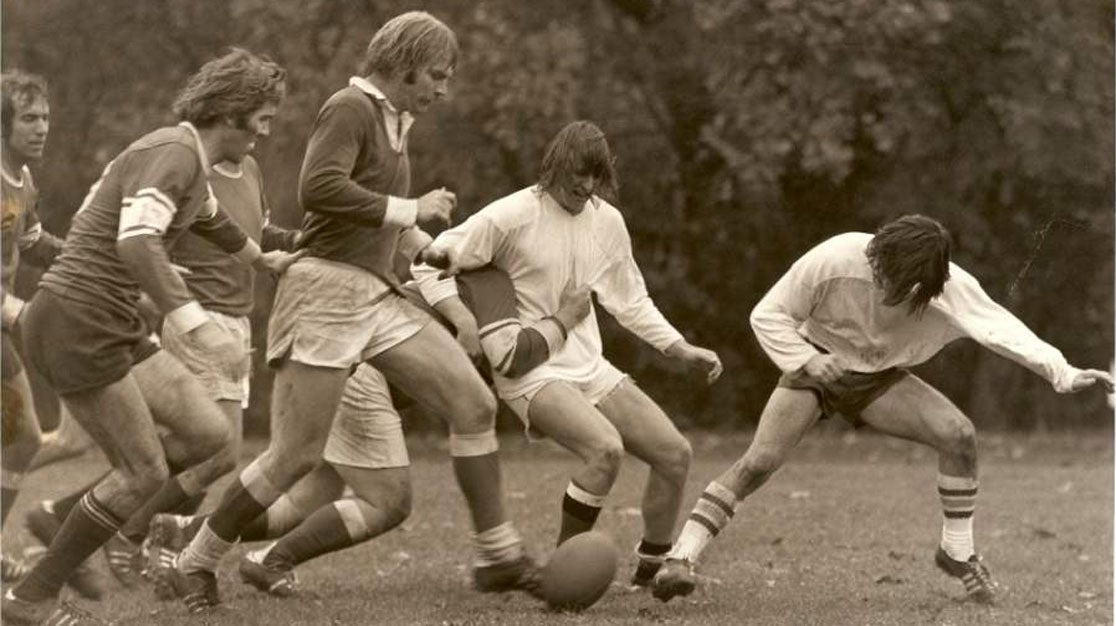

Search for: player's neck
xmin=1 ymin=145 xmax=28 ymax=181
xmin=366 ymin=73 xmax=404 ymax=112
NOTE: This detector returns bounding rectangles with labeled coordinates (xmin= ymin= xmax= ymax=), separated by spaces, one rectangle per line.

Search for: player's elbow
xmin=115 ymin=235 xmax=156 ymax=270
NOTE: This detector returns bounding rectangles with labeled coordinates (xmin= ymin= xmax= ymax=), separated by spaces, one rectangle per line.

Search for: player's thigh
xmin=748 ymin=387 xmax=823 ymax=459
xmin=331 ymin=464 xmax=411 ymax=511
xmin=1 ymin=367 xmax=42 ymax=448
xmin=60 ymin=373 xmax=166 ymax=477
xmin=269 ymin=361 xmax=351 ymax=458
xmin=371 ymin=322 xmax=491 ymax=420
xmin=131 ymin=350 xmax=227 ymax=445
xmin=594 ymin=379 xmax=686 ymax=468
xmin=858 ymin=374 xmax=971 ymax=448
xmin=528 ymin=381 xmax=622 ymax=460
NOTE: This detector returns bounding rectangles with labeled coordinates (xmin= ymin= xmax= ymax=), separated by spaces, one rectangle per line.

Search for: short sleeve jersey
xmin=39 ymin=125 xmax=213 ymax=315
xmin=1 ymin=165 xmax=42 ymax=294
xmin=170 ymin=157 xmax=267 ymax=316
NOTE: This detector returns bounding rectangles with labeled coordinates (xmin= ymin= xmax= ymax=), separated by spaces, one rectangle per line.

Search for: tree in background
xmin=3 ymin=0 xmax=1111 ymax=430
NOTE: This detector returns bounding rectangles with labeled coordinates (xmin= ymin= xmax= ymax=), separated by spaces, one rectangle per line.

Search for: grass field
xmin=5 ymin=427 xmax=1112 ymax=625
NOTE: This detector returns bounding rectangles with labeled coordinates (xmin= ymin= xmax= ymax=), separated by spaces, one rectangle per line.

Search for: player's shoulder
xmin=796 ymin=232 xmax=875 ymax=280
xmin=120 ymin=126 xmax=200 ymax=171
xmin=474 ymin=186 xmax=542 ymax=230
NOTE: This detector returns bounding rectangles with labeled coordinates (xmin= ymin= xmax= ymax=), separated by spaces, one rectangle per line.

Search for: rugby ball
xmin=541 ymin=531 xmax=618 ymax=611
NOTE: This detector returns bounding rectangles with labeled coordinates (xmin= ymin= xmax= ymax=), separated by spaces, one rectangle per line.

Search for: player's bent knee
xmin=589 ymin=439 xmax=624 ymax=475
xmin=656 ymin=436 xmax=693 ymax=482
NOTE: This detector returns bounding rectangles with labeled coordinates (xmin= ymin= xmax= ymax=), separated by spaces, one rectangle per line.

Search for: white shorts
xmin=323 ymin=363 xmax=409 ymax=469
xmin=501 ymin=357 xmax=627 ymax=428
xmin=267 ymin=257 xmax=429 ymax=369
xmin=161 ymin=309 xmax=250 ymax=405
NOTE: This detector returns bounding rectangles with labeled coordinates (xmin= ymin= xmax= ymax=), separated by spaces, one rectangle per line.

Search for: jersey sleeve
xmin=116 ymin=143 xmax=201 ymax=241
xmin=189 ymin=185 xmax=250 ymax=254
xmin=298 ymin=98 xmax=416 ymax=229
xmin=457 ymin=267 xmax=565 ymax=378
xmin=590 ymin=210 xmax=683 ymax=352
xmin=748 ymin=242 xmax=829 ymax=373
xmin=17 ymin=197 xmax=63 ymax=268
xmin=412 ymin=214 xmax=508 ymax=306
xmin=934 ymin=266 xmax=1080 ymax=393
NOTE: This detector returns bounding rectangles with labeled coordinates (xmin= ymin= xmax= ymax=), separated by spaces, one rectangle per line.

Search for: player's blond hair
xmin=538 ymin=121 xmax=619 ymax=202
xmin=173 ymin=48 xmax=286 ymax=129
xmin=362 ymin=11 xmax=459 ymax=79
xmin=1 ymin=70 xmax=48 ymax=141
xmin=867 ymin=214 xmax=952 ymax=316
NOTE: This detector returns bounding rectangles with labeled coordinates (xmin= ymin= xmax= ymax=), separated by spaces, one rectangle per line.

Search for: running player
xmin=1 ymin=49 xmax=297 ymax=625
xmin=652 ymin=214 xmax=1114 ymax=604
xmin=417 ymin=120 xmax=723 ymax=587
xmin=171 ymin=12 xmax=538 ymax=614
xmin=0 ymin=70 xmax=64 ymax=585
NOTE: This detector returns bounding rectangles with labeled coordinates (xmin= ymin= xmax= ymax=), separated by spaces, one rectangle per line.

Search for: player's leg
xmin=174 ymin=361 xmax=348 ymax=612
xmin=1 ymin=346 xmax=43 ymax=583
xmin=238 ymin=364 xmax=412 ymax=596
xmin=522 ymin=382 xmax=625 ymax=545
xmin=593 ymin=378 xmax=692 ymax=586
xmin=857 ymin=375 xmax=993 ymax=603
xmin=371 ymin=319 xmax=535 ymax=594
xmin=653 ymin=386 xmax=821 ymax=602
xmin=8 ymin=374 xmax=175 ymax=613
xmin=29 ymin=402 xmax=92 ymax=470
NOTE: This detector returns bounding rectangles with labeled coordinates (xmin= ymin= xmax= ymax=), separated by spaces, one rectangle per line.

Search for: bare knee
xmin=941 ymin=417 xmax=978 ymax=470
xmin=736 ymin=446 xmax=785 ymax=485
xmin=652 ymin=435 xmax=692 ymax=485
xmin=585 ymin=437 xmax=624 ymax=483
xmin=451 ymin=388 xmax=497 ymax=434
xmin=382 ymin=480 xmax=413 ymax=529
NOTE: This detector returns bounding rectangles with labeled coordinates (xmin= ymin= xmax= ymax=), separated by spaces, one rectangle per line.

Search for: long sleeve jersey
xmin=415 ymin=186 xmax=683 ymax=398
xmin=170 ymin=157 xmax=298 ymax=317
xmin=749 ymin=232 xmax=1081 ymax=392
xmin=297 ymin=77 xmax=420 ymax=283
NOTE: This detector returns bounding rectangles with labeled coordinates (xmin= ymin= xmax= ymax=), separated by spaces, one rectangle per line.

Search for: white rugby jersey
xmin=416 ymin=186 xmax=683 ymax=398
xmin=749 ymin=232 xmax=1081 ymax=392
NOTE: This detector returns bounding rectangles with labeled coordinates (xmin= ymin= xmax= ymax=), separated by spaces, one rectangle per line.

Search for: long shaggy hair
xmin=1 ymin=70 xmax=48 ymax=141
xmin=172 ymin=48 xmax=286 ymax=128
xmin=362 ymin=11 xmax=459 ymax=79
xmin=866 ymin=214 xmax=952 ymax=316
xmin=537 ymin=120 xmax=619 ymax=202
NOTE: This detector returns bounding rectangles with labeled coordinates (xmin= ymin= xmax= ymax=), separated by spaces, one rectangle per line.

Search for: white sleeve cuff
xmin=385 ymin=196 xmax=418 ymax=228
xmin=165 ymin=301 xmax=208 ymax=334
xmin=1053 ymin=365 xmax=1083 ymax=394
xmin=232 ymin=239 xmax=262 ymax=265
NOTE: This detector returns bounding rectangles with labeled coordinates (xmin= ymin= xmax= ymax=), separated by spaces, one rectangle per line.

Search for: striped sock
xmin=14 ymin=492 xmax=122 ymax=602
xmin=557 ymin=481 xmax=606 ymax=545
xmin=938 ymin=473 xmax=977 ymax=561
xmin=669 ymin=481 xmax=737 ymax=564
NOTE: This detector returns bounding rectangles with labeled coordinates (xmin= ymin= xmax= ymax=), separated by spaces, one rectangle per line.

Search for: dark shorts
xmin=778 ymin=367 xmax=908 ymax=426
xmin=1 ymin=329 xmax=23 ymax=380
xmin=21 ymin=289 xmax=160 ymax=395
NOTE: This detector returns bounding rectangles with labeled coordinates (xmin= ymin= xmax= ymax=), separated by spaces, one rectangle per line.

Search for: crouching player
xmin=652 ymin=215 xmax=1114 ymax=604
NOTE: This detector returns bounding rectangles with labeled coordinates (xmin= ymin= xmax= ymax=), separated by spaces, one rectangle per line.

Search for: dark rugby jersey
xmin=1 ymin=166 xmax=62 ymax=296
xmin=298 ymin=83 xmax=412 ymax=281
xmin=39 ymin=124 xmax=247 ymax=317
xmin=170 ymin=157 xmax=297 ymax=317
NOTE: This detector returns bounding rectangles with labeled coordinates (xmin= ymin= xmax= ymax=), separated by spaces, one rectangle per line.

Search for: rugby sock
xmin=669 ymin=481 xmax=737 ymax=564
xmin=557 ymin=480 xmax=605 ymax=545
xmin=449 ymin=431 xmax=506 ymax=534
xmin=473 ymin=521 xmax=525 ymax=567
xmin=632 ymin=539 xmax=671 ymax=583
xmin=207 ymin=459 xmax=281 ymax=542
xmin=241 ymin=494 xmax=303 ymax=542
xmin=13 ymin=492 xmax=122 ymax=602
xmin=938 ymin=473 xmax=977 ymax=561
xmin=119 ymin=476 xmax=192 ymax=544
xmin=1 ymin=469 xmax=24 ymax=523
xmin=265 ymin=500 xmax=370 ymax=568
xmin=49 ymin=475 xmax=104 ymax=521
xmin=176 ymin=520 xmax=235 ymax=574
